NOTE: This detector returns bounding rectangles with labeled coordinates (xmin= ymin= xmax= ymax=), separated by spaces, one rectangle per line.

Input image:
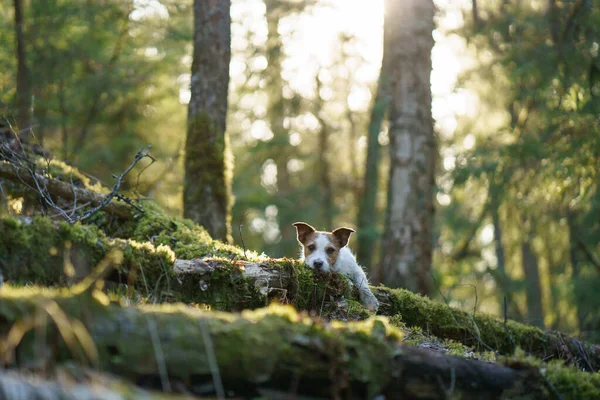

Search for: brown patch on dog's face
xmin=293 ymin=223 xmax=357 ymax=271
xmin=323 ymin=233 xmax=342 ymax=267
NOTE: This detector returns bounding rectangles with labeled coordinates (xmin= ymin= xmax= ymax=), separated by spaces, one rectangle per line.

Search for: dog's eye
xmin=326 ymin=247 xmax=335 ymax=254
xmin=308 ymin=244 xmax=316 ymax=251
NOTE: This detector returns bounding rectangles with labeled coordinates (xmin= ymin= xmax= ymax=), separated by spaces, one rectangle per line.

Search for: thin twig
xmin=199 ymin=319 xmax=225 ymax=399
xmin=147 ymin=316 xmax=172 ymax=393
xmin=239 ymin=211 xmax=249 ymax=259
xmin=76 ymin=145 xmax=152 ymax=222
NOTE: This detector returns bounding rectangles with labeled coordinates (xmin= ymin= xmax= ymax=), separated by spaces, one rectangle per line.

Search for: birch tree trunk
xmin=378 ymin=0 xmax=436 ymax=295
xmin=184 ymin=0 xmax=232 ymax=242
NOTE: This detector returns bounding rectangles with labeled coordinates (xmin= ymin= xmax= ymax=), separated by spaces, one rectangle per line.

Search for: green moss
xmin=379 ymin=286 xmax=599 ymax=369
xmin=106 ymin=201 xmax=252 ymax=261
xmin=183 ymin=112 xmax=232 ymax=242
xmin=0 ymin=216 xmax=173 ymax=293
xmin=501 ymin=349 xmax=600 ymax=399
xmin=543 ymin=361 xmax=600 ymax=399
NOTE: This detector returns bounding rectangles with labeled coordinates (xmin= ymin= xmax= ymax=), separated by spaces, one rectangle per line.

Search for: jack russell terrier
xmin=293 ymin=222 xmax=379 ymax=312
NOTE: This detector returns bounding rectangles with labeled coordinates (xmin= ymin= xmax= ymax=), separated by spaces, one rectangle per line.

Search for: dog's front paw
xmin=360 ymin=290 xmax=379 ymax=313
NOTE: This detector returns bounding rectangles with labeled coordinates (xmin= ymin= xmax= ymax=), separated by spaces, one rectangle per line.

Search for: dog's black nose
xmin=313 ymin=260 xmax=324 ymax=270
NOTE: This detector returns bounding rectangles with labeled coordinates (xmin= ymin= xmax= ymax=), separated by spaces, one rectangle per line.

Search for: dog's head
xmin=292 ymin=222 xmax=355 ymax=272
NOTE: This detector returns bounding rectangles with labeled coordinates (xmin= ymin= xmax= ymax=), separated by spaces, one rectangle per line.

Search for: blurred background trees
xmin=1 ymin=0 xmax=599 ymax=341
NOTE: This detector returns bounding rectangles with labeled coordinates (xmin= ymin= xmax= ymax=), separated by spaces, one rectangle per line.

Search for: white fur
xmin=300 ymin=233 xmax=379 ymax=312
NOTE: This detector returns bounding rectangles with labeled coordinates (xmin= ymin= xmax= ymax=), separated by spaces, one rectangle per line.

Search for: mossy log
xmin=2 ymin=215 xmax=600 ymax=373
xmin=0 ymin=161 xmax=132 ymax=219
xmin=0 ymin=288 xmax=560 ymax=399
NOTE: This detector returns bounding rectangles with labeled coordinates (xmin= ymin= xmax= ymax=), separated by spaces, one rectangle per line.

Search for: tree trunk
xmin=264 ymin=0 xmax=294 ymax=247
xmin=378 ymin=0 xmax=436 ymax=295
xmin=491 ymin=205 xmax=523 ymax=321
xmin=356 ymin=30 xmax=390 ymax=269
xmin=13 ymin=0 xmax=31 ymax=132
xmin=521 ymin=228 xmax=545 ymax=328
xmin=566 ymin=210 xmax=589 ymax=334
xmin=315 ymin=73 xmax=334 ymax=229
xmin=183 ymin=0 xmax=232 ymax=242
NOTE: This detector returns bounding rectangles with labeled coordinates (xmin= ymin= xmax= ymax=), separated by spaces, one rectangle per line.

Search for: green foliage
xmin=433 ymin=0 xmax=600 ymax=337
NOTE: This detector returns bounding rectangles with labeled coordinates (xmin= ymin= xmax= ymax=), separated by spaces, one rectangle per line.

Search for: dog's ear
xmin=292 ymin=222 xmax=316 ymax=245
xmin=332 ymin=227 xmax=355 ymax=248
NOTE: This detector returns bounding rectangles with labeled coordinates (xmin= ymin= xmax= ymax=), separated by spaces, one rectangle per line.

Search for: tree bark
xmin=378 ymin=0 xmax=436 ymax=295
xmin=356 ymin=25 xmax=390 ymax=270
xmin=0 ymin=290 xmax=555 ymax=399
xmin=184 ymin=0 xmax=232 ymax=242
xmin=13 ymin=0 xmax=31 ymax=132
xmin=522 ymin=230 xmax=545 ymax=328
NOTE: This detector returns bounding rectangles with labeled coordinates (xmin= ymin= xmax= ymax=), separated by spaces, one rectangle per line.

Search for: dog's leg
xmin=348 ymin=266 xmax=379 ymax=312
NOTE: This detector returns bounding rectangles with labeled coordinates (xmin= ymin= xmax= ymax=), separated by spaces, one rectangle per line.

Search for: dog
xmin=293 ymin=222 xmax=379 ymax=312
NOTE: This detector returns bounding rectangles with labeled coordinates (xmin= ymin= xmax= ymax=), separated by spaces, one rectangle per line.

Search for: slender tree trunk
xmin=566 ymin=211 xmax=588 ymax=334
xmin=472 ymin=0 xmax=480 ymax=28
xmin=264 ymin=0 xmax=296 ymax=248
xmin=521 ymin=224 xmax=545 ymax=328
xmin=346 ymin=105 xmax=360 ymax=201
xmin=356 ymin=10 xmax=391 ymax=270
xmin=548 ymin=0 xmax=561 ymax=44
xmin=491 ymin=205 xmax=523 ymax=321
xmin=265 ymin=1 xmax=290 ymax=197
xmin=315 ymin=74 xmax=334 ymax=229
xmin=13 ymin=0 xmax=31 ymax=132
xmin=356 ymin=76 xmax=389 ymax=270
xmin=184 ymin=0 xmax=232 ymax=242
xmin=378 ymin=0 xmax=436 ymax=295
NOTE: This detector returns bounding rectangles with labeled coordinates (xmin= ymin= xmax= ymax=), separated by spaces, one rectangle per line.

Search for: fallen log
xmin=0 ymin=288 xmax=562 ymax=399
xmin=1 ymin=215 xmax=599 ymax=372
xmin=0 ymin=161 xmax=132 ymax=219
